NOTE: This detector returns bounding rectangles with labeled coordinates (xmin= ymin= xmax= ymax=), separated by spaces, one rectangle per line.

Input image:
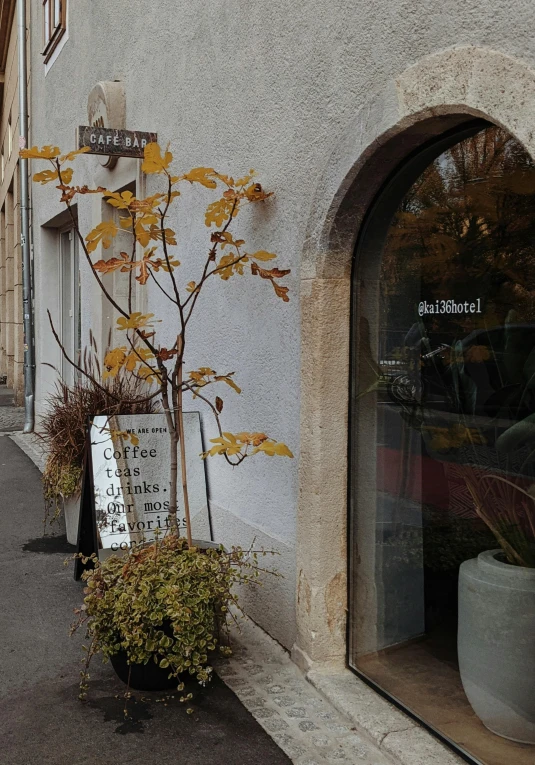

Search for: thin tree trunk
xmin=160 ymin=379 xmax=179 ymax=535
xmin=177 ymin=357 xmax=193 ymax=546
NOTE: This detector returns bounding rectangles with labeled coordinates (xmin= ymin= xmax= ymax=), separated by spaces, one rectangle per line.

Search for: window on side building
xmin=42 ymin=0 xmax=67 ymax=64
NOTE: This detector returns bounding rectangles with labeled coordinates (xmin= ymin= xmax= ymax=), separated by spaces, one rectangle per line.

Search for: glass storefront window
xmin=350 ymin=123 xmax=535 ymax=764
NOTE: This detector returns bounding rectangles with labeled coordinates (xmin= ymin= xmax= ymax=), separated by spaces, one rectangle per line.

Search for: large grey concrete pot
xmin=458 ymin=549 xmax=535 ymax=744
xmin=63 ymin=492 xmax=81 ymax=546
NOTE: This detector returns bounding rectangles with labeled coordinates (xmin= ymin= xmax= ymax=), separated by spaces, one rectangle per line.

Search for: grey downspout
xmin=18 ymin=0 xmax=34 ymax=432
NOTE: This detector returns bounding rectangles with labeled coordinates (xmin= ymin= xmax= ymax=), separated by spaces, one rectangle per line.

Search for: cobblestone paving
xmin=0 ymin=406 xmax=25 ymax=432
xmin=215 ymin=618 xmax=395 ymax=765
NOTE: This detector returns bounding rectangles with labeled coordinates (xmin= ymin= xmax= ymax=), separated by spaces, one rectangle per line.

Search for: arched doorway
xmin=350 ymin=121 xmax=535 ymax=763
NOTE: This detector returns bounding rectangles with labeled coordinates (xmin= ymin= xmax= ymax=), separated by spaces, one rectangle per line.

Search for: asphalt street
xmin=0 ymin=435 xmax=291 ymax=765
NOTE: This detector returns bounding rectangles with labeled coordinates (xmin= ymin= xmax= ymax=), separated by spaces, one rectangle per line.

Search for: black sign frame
xmin=74 ymin=421 xmax=99 ymax=581
xmin=73 ymin=414 xmax=214 ymax=580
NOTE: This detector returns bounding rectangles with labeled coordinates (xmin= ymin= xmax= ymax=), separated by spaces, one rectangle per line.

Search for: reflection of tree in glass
xmin=382 ymin=126 xmax=535 ymax=338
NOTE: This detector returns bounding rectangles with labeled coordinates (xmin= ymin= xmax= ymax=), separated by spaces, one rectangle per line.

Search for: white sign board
xmin=90 ymin=413 xmax=211 ymax=555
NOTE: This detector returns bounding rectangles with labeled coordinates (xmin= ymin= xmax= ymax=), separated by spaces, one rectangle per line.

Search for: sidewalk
xmin=0 ymin=383 xmax=25 ymax=431
xmin=4 ymin=431 xmax=403 ymax=765
xmin=0 ymin=435 xmax=292 ymax=765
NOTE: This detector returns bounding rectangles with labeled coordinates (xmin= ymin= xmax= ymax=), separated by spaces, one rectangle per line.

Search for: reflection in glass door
xmin=350 ymin=124 xmax=535 ymax=765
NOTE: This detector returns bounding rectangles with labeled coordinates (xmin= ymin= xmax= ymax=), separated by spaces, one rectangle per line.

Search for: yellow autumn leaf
xmin=205 ymin=197 xmax=238 ymax=228
xmin=20 ymin=144 xmax=61 ymax=160
xmin=235 ymin=172 xmax=255 ymax=187
xmin=141 ymin=142 xmax=173 ymax=174
xmin=249 ymin=250 xmax=277 ymax=261
xmin=124 ymin=347 xmax=155 ymax=371
xmin=245 ymin=182 xmax=273 ymax=202
xmin=235 ymin=432 xmax=268 ymax=446
xmin=149 ymin=226 xmax=177 ymax=246
xmin=86 ymin=220 xmax=119 ymax=253
xmin=33 ymin=168 xmax=59 ymax=185
xmin=137 ymin=365 xmax=161 ymax=384
xmin=210 ymin=231 xmax=244 ymax=249
xmin=252 ymin=440 xmax=294 ymax=458
xmin=216 ymin=253 xmax=248 ymax=280
xmin=182 ymin=167 xmax=217 ymax=189
xmin=116 ymin=312 xmax=155 ymax=331
xmin=186 ymin=281 xmax=198 ymax=293
xmin=59 ymin=167 xmax=74 ymax=184
xmin=93 ymin=253 xmax=131 ymax=275
xmin=202 ymin=432 xmax=243 ymax=458
xmin=103 ymin=347 xmax=127 ymax=379
xmin=150 ymin=256 xmax=180 ymax=272
xmin=105 ymin=428 xmax=140 ymax=447
xmin=134 ymin=223 xmax=151 ymax=247
xmin=104 ymin=189 xmax=136 ymax=209
xmin=59 ymin=147 xmax=91 ymax=162
xmin=214 ymin=374 xmax=242 ymax=394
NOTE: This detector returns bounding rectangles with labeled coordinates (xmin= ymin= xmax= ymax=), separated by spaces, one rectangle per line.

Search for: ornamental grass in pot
xmin=24 ymin=141 xmax=293 ymax=697
xmin=40 ymin=352 xmax=158 ymax=544
xmin=457 ymin=467 xmax=535 ymax=744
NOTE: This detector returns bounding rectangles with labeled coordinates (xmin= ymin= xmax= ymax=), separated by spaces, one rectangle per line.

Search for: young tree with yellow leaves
xmin=23 ymin=142 xmax=293 ymax=548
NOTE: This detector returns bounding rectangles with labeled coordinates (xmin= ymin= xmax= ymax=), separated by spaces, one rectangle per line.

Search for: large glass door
xmin=350 ymin=123 xmax=535 ymax=765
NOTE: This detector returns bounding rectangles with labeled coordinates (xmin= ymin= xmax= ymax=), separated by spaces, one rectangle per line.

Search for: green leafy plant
xmin=72 ymin=535 xmax=275 ymax=702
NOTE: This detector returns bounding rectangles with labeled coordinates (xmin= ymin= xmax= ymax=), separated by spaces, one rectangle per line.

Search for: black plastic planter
xmin=110 ymin=650 xmax=179 ymax=692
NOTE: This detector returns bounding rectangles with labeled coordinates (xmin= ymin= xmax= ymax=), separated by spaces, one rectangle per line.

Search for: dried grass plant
xmin=40 ymin=333 xmax=158 ymax=524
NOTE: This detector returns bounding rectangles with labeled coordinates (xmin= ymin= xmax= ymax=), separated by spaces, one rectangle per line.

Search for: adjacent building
xmin=0 ymin=0 xmax=24 ymax=401
xmin=22 ymin=1 xmax=535 ymax=764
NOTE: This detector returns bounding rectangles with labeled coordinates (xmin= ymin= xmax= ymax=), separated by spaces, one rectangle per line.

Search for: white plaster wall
xmin=28 ymin=0 xmax=535 ymax=649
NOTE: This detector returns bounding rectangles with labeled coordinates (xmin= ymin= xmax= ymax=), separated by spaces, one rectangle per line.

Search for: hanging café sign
xmin=76 ymin=126 xmax=158 ymax=159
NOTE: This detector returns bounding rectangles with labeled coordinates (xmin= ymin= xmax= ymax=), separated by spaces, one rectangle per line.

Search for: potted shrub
xmin=73 ymin=535 xmax=272 ymax=697
xmin=40 ymin=355 xmax=158 ymax=544
xmin=23 ymin=142 xmax=293 ymax=696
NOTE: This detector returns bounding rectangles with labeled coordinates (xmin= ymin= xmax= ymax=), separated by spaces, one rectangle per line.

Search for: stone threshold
xmin=304 ymin=666 xmax=465 ymax=765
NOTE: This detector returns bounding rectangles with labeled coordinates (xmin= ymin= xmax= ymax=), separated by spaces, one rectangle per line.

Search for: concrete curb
xmin=9 ymin=431 xmax=47 ymax=472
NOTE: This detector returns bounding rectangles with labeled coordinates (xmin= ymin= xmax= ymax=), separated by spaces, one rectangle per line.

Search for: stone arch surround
xmin=293 ymin=46 xmax=535 ymax=670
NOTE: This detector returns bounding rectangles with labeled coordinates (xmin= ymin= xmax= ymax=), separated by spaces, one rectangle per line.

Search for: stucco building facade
xmin=25 ymin=2 xmax=535 ymax=763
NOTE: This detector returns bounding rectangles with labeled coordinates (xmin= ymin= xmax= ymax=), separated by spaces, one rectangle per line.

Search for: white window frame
xmin=42 ymin=0 xmax=67 ymax=65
